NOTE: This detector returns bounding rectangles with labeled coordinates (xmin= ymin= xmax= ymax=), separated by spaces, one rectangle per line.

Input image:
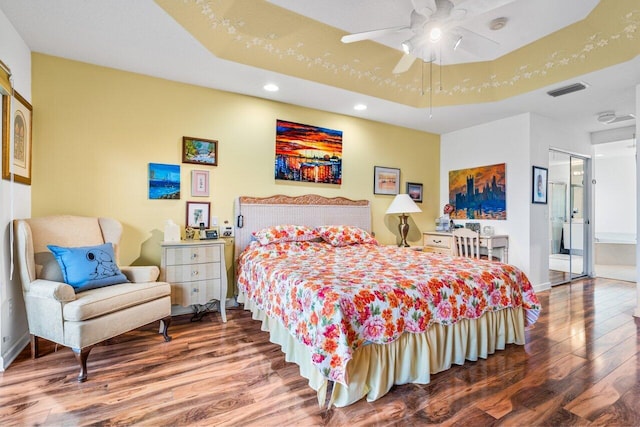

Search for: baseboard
xmin=0 ymin=331 xmax=29 ymax=371
xmin=534 ymin=282 xmax=551 ymax=293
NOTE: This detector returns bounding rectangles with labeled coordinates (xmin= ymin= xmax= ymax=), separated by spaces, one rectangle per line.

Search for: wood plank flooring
xmin=1 ymin=277 xmax=639 ymax=426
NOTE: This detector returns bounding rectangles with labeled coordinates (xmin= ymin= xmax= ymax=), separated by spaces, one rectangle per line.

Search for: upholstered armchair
xmin=13 ymin=215 xmax=172 ymax=382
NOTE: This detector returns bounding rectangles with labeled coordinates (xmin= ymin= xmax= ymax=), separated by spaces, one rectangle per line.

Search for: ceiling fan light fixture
xmin=429 ymin=27 xmax=442 ymax=42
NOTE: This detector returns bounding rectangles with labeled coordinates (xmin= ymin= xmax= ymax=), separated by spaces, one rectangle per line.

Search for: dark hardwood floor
xmin=1 ymin=277 xmax=639 ymax=426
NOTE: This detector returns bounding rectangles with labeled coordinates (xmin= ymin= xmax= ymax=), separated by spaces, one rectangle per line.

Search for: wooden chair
xmin=452 ymin=228 xmax=480 ymax=259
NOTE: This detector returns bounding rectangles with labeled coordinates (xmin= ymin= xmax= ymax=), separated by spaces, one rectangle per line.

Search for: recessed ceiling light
xmin=263 ymin=83 xmax=279 ymax=92
xmin=489 ymin=17 xmax=508 ymax=31
xmin=354 ymin=104 xmax=367 ymax=111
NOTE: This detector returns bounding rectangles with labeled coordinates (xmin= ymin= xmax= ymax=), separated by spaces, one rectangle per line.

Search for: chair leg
xmin=160 ymin=316 xmax=172 ymax=342
xmin=72 ymin=346 xmax=93 ymax=383
xmin=30 ymin=334 xmax=40 ymax=359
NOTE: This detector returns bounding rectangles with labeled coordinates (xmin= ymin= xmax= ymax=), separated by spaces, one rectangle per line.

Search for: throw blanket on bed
xmin=237 ymin=241 xmax=541 ymax=385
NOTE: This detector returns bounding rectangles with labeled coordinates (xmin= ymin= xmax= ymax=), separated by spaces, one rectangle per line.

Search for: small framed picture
xmin=532 ymin=166 xmax=548 ymax=204
xmin=191 ymin=170 xmax=210 ymax=197
xmin=182 ymin=136 xmax=218 ymax=166
xmin=186 ymin=201 xmax=211 ymax=228
xmin=374 ymin=166 xmax=400 ymax=195
xmin=406 ymin=182 xmax=423 ymax=203
xmin=148 ymin=163 xmax=180 ymax=200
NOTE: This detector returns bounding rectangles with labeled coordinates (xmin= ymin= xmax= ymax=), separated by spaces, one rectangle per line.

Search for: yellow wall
xmin=31 ymin=54 xmax=440 ymax=266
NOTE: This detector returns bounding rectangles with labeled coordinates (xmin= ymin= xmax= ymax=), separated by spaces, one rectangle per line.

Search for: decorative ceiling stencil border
xmin=156 ymin=0 xmax=639 ymax=108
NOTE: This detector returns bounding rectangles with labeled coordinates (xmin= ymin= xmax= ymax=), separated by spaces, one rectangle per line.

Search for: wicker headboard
xmin=233 ymin=194 xmax=371 ymax=261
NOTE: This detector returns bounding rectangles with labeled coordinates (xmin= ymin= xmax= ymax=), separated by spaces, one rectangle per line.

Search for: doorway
xmin=592 ymin=139 xmax=636 ymax=282
xmin=548 ymin=149 xmax=589 ymax=285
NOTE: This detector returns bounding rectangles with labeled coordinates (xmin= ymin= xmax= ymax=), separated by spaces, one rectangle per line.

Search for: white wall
xmin=441 ymin=114 xmax=532 ymax=275
xmin=593 ymin=141 xmax=636 ymax=235
xmin=0 ymin=8 xmax=31 ymax=370
xmin=441 ymin=112 xmax=591 ymax=289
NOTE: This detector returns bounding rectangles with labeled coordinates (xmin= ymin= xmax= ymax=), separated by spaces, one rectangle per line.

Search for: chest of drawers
xmin=160 ymin=240 xmax=227 ymax=322
xmin=423 ymin=231 xmax=454 ymax=255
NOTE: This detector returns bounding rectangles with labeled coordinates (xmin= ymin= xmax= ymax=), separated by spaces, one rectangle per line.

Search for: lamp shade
xmin=385 ymin=194 xmax=422 ymax=215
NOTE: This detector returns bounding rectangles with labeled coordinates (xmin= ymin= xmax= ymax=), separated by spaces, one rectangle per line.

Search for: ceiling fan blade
xmin=447 ymin=26 xmax=500 ymax=56
xmin=341 ymin=26 xmax=408 ymax=44
xmin=392 ymin=53 xmax=418 ymax=74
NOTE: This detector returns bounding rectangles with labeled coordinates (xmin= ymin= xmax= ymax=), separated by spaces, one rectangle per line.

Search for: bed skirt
xmin=239 ymin=292 xmax=526 ymax=407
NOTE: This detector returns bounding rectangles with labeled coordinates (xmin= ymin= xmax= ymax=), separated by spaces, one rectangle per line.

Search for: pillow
xmin=47 ymin=243 xmax=129 ymax=293
xmin=316 ymin=225 xmax=378 ymax=247
xmin=252 ymin=224 xmax=319 ymax=246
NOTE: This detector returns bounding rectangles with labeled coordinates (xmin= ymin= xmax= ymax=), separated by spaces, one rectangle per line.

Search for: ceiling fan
xmin=340 ymin=0 xmax=512 ymax=74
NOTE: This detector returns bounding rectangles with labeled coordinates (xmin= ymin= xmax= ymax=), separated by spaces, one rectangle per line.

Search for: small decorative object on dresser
xmin=160 ymin=240 xmax=228 ymax=322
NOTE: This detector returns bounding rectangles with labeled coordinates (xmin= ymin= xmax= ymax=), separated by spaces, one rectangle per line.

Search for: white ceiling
xmin=0 ymin=0 xmax=637 ymax=136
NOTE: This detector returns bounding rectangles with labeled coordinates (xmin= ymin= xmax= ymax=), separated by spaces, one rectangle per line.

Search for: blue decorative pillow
xmin=47 ymin=243 xmax=129 ymax=293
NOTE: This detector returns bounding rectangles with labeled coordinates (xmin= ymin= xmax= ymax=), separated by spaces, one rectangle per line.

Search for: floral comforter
xmin=237 ymin=241 xmax=541 ymax=385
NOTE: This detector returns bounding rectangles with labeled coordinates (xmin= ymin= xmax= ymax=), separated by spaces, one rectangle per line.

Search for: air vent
xmin=547 ymin=82 xmax=588 ymax=97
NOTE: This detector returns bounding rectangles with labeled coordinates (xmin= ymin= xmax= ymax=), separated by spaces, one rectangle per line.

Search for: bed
xmin=234 ymin=195 xmax=541 ymax=407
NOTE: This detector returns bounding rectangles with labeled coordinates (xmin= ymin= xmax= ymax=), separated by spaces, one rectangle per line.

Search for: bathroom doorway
xmin=592 ymin=139 xmax=636 ymax=282
xmin=548 ymin=149 xmax=589 ymax=285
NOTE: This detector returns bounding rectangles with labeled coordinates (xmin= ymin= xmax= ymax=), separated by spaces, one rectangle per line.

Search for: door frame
xmin=548 ymin=147 xmax=592 ymax=285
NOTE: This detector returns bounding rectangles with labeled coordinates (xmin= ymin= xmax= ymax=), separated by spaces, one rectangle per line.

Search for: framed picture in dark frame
xmin=182 ymin=136 xmax=218 ymax=166
xmin=186 ymin=201 xmax=211 ymax=228
xmin=406 ymin=182 xmax=423 ymax=203
xmin=532 ymin=166 xmax=548 ymax=204
xmin=373 ymin=166 xmax=400 ymax=195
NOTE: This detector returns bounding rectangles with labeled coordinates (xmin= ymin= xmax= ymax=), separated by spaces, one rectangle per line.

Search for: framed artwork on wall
xmin=182 ymin=136 xmax=218 ymax=166
xmin=191 ymin=169 xmax=210 ymax=197
xmin=274 ymin=119 xmax=342 ymax=184
xmin=2 ymin=90 xmax=32 ymax=185
xmin=186 ymin=201 xmax=210 ymax=228
xmin=373 ymin=166 xmax=400 ymax=195
xmin=406 ymin=182 xmax=423 ymax=203
xmin=448 ymin=163 xmax=506 ymax=220
xmin=148 ymin=163 xmax=180 ymax=199
xmin=532 ymin=165 xmax=548 ymax=204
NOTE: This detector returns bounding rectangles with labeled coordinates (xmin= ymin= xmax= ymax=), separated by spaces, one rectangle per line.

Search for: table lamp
xmin=386 ymin=194 xmax=422 ymax=247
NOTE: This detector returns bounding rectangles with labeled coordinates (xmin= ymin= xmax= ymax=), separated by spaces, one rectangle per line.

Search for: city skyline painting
xmin=448 ymin=163 xmax=506 ymax=220
xmin=274 ymin=120 xmax=342 ymax=184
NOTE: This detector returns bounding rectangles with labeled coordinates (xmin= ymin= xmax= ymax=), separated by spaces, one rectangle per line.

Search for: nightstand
xmin=160 ymin=240 xmax=227 ymax=322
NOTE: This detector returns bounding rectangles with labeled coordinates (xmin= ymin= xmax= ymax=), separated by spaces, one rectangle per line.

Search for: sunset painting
xmin=275 ymin=120 xmax=342 ymax=184
xmin=448 ymin=163 xmax=506 ymax=220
